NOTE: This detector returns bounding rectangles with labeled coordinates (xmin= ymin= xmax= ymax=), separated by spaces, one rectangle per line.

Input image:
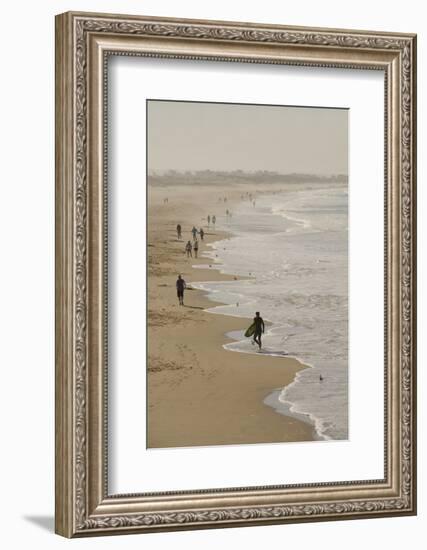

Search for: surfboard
xmin=244 ymin=322 xmax=256 ymax=337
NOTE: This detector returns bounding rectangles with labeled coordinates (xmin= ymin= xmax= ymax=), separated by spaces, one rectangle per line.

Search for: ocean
xmin=192 ymin=182 xmax=348 ymax=441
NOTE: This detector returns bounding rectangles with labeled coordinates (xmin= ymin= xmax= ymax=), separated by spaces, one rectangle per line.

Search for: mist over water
xmin=192 ymin=182 xmax=348 ymax=440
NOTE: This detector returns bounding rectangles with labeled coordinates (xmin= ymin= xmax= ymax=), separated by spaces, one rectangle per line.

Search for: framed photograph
xmin=55 ymin=11 xmax=417 ymax=537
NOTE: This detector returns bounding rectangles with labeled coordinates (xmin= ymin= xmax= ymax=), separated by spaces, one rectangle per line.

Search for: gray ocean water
xmin=192 ymin=182 xmax=348 ymax=440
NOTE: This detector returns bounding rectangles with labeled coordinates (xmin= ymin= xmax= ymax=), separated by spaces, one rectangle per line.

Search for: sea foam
xmin=191 ymin=182 xmax=348 ymax=440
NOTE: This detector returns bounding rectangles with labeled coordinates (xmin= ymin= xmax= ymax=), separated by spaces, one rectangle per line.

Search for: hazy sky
xmin=147 ymin=100 xmax=348 ymax=175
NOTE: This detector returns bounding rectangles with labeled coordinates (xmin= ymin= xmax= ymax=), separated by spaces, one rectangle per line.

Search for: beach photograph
xmin=147 ymin=99 xmax=348 ymax=448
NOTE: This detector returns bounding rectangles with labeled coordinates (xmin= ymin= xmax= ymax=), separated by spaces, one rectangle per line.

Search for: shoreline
xmin=202 ymin=292 xmax=329 ymax=440
xmin=147 ymin=184 xmax=317 ymax=448
xmin=190 ymin=234 xmax=325 ymax=438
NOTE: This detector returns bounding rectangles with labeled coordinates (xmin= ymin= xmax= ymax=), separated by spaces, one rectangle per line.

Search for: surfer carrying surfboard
xmin=244 ymin=312 xmax=265 ymax=350
xmin=253 ymin=312 xmax=265 ymax=350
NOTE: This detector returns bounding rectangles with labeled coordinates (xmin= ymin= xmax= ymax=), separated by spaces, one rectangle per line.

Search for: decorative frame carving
xmin=55 ymin=11 xmax=417 ymax=537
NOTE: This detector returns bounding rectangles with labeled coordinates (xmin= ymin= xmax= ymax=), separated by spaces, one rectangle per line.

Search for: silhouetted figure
xmin=176 ymin=275 xmax=186 ymax=306
xmin=176 ymin=224 xmax=182 ymax=240
xmin=253 ymin=311 xmax=265 ymax=350
xmin=193 ymin=239 xmax=199 ymax=258
xmin=185 ymin=240 xmax=192 ymax=258
xmin=199 ymin=228 xmax=204 ymax=241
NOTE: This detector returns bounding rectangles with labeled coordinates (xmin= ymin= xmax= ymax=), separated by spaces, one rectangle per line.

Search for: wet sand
xmin=147 ymin=184 xmax=315 ymax=448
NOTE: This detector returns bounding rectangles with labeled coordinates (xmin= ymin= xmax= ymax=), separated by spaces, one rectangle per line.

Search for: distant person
xmin=176 ymin=224 xmax=182 ymax=240
xmin=191 ymin=226 xmax=197 ymax=240
xmin=193 ymin=239 xmax=199 ymax=258
xmin=199 ymin=228 xmax=204 ymax=241
xmin=185 ymin=240 xmax=192 ymax=258
xmin=176 ymin=275 xmax=186 ymax=306
xmin=253 ymin=311 xmax=265 ymax=350
xmin=207 ymin=215 xmax=211 ymax=226
xmin=226 ymin=209 xmax=229 ymax=217
xmin=212 ymin=215 xmax=216 ymax=226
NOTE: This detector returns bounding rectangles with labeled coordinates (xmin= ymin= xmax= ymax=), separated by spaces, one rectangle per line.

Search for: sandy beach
xmin=147 ymin=184 xmax=316 ymax=448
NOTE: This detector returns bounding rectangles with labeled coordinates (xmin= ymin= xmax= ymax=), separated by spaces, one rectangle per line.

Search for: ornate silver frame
xmin=55 ymin=11 xmax=417 ymax=537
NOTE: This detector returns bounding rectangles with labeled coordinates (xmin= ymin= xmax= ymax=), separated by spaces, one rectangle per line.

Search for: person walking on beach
xmin=185 ymin=240 xmax=192 ymax=258
xmin=253 ymin=311 xmax=265 ymax=350
xmin=207 ymin=215 xmax=210 ymax=227
xmin=176 ymin=275 xmax=186 ymax=306
xmin=193 ymin=239 xmax=199 ymax=258
xmin=191 ymin=226 xmax=197 ymax=241
xmin=199 ymin=228 xmax=204 ymax=241
xmin=176 ymin=223 xmax=182 ymax=240
xmin=212 ymin=215 xmax=216 ymax=227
